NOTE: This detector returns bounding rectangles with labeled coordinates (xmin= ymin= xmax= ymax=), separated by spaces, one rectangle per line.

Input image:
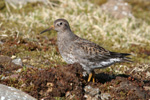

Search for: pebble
xmin=0 ymin=41 xmax=4 ymax=45
xmin=84 ymin=85 xmax=101 ymax=100
xmin=101 ymin=0 xmax=133 ymax=19
xmin=101 ymin=93 xmax=111 ymax=100
xmin=12 ymin=58 xmax=23 ymax=66
xmin=11 ymin=55 xmax=16 ymax=59
xmin=0 ymin=84 xmax=36 ymax=100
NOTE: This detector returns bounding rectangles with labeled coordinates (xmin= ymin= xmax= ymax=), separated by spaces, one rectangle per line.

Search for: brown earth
xmin=0 ymin=57 xmax=150 ymax=99
xmin=0 ymin=37 xmax=150 ymax=100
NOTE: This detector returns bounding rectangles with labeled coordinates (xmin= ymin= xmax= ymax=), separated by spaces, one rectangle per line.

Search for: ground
xmin=0 ymin=0 xmax=150 ymax=99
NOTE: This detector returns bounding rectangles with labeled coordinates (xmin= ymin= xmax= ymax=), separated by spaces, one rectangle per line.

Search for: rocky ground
xmin=0 ymin=0 xmax=150 ymax=100
xmin=0 ymin=37 xmax=149 ymax=99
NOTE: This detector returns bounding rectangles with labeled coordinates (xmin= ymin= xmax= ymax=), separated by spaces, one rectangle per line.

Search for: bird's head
xmin=40 ymin=19 xmax=71 ymax=34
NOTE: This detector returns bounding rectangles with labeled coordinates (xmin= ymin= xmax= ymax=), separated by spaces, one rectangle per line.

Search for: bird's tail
xmin=110 ymin=52 xmax=132 ymax=62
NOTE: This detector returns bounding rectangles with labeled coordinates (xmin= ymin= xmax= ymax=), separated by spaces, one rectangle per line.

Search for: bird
xmin=40 ymin=18 xmax=131 ymax=83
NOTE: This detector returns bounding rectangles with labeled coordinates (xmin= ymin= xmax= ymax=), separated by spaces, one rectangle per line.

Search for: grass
xmin=0 ymin=0 xmax=150 ymax=74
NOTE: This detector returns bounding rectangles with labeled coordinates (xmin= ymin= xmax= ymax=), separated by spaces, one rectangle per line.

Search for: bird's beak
xmin=40 ymin=25 xmax=54 ymax=34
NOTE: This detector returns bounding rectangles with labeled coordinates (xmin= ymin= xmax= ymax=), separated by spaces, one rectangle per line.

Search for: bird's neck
xmin=57 ymin=30 xmax=76 ymax=42
xmin=57 ymin=30 xmax=77 ymax=53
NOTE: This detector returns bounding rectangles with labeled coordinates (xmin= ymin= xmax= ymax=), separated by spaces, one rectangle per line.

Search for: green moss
xmin=120 ymin=91 xmax=126 ymax=96
xmin=90 ymin=0 xmax=107 ymax=5
xmin=54 ymin=97 xmax=66 ymax=100
xmin=0 ymin=0 xmax=5 ymax=11
xmin=126 ymin=0 xmax=150 ymax=24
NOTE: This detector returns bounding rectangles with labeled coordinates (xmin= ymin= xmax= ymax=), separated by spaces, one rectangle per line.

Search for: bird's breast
xmin=57 ymin=39 xmax=78 ymax=64
xmin=61 ymin=53 xmax=78 ymax=64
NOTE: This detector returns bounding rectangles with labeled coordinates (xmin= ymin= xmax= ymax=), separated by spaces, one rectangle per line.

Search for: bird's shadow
xmin=94 ymin=72 xmax=150 ymax=84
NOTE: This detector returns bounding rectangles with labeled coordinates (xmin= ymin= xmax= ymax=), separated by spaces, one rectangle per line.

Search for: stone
xmin=12 ymin=58 xmax=23 ymax=66
xmin=101 ymin=0 xmax=133 ymax=19
xmin=0 ymin=84 xmax=36 ymax=100
xmin=101 ymin=93 xmax=111 ymax=100
xmin=84 ymin=85 xmax=101 ymax=100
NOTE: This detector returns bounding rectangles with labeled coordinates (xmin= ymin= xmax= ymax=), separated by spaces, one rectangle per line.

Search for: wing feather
xmin=72 ymin=37 xmax=131 ymax=62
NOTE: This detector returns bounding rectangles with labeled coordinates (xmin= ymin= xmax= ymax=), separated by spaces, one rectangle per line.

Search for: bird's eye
xmin=57 ymin=22 xmax=63 ymax=26
xmin=60 ymin=22 xmax=62 ymax=25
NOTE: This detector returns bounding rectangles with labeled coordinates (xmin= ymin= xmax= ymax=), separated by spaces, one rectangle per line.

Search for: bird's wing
xmin=72 ymin=38 xmax=111 ymax=62
xmin=72 ymin=38 xmax=131 ymax=62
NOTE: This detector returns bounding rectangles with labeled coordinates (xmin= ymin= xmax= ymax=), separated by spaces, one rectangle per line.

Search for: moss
xmin=126 ymin=0 xmax=150 ymax=24
xmin=0 ymin=0 xmax=5 ymax=11
xmin=54 ymin=97 xmax=66 ymax=100
xmin=120 ymin=91 xmax=126 ymax=96
xmin=0 ymin=0 xmax=150 ymax=99
xmin=90 ymin=0 xmax=107 ymax=5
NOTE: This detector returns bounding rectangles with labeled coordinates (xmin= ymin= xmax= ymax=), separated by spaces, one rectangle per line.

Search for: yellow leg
xmin=92 ymin=72 xmax=95 ymax=83
xmin=88 ymin=73 xmax=92 ymax=82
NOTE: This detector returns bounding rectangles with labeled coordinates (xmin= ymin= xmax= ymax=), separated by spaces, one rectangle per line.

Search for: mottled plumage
xmin=41 ymin=19 xmax=131 ymax=82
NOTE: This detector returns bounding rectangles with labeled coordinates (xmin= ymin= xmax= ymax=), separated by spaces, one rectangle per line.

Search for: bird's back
xmin=67 ymin=36 xmax=131 ymax=72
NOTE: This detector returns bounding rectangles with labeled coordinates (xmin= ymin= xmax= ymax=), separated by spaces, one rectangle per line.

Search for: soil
xmin=0 ymin=57 xmax=149 ymax=99
xmin=0 ymin=36 xmax=150 ymax=100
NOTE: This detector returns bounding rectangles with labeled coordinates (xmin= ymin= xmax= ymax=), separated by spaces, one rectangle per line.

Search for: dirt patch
xmin=107 ymin=76 xmax=150 ymax=99
xmin=0 ymin=34 xmax=149 ymax=99
xmin=0 ymin=56 xmax=149 ymax=99
xmin=0 ymin=60 xmax=85 ymax=99
xmin=0 ymin=55 xmax=21 ymax=75
xmin=131 ymin=44 xmax=150 ymax=56
xmin=0 ymin=0 xmax=150 ymax=99
xmin=20 ymin=63 xmax=85 ymax=99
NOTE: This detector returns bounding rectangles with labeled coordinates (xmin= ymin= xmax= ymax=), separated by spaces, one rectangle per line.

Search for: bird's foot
xmin=88 ymin=72 xmax=95 ymax=83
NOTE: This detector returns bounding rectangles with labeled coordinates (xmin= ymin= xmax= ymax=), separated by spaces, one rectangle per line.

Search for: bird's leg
xmin=92 ymin=71 xmax=95 ymax=83
xmin=88 ymin=73 xmax=92 ymax=82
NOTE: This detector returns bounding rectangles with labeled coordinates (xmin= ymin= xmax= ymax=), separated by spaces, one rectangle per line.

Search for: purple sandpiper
xmin=40 ymin=19 xmax=131 ymax=82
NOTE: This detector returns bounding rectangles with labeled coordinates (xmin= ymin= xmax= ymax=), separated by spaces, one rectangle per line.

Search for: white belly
xmin=61 ymin=54 xmax=78 ymax=64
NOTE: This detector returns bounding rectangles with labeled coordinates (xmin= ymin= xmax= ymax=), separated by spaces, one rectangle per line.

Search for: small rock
xmin=12 ymin=58 xmax=23 ymax=66
xmin=101 ymin=0 xmax=133 ymax=19
xmin=101 ymin=93 xmax=111 ymax=100
xmin=0 ymin=84 xmax=36 ymax=100
xmin=115 ymin=81 xmax=148 ymax=99
xmin=1 ymin=76 xmax=7 ymax=80
xmin=11 ymin=55 xmax=16 ymax=59
xmin=10 ymin=74 xmax=19 ymax=79
xmin=84 ymin=85 xmax=100 ymax=96
xmin=84 ymin=85 xmax=101 ymax=100
xmin=26 ymin=65 xmax=34 ymax=68
xmin=47 ymin=82 xmax=54 ymax=93
xmin=82 ymin=71 xmax=88 ymax=77
xmin=146 ymin=71 xmax=150 ymax=78
xmin=16 ymin=68 xmax=22 ymax=73
xmin=5 ymin=74 xmax=19 ymax=80
xmin=20 ymin=83 xmax=27 ymax=88
xmin=144 ymin=86 xmax=150 ymax=91
xmin=0 ymin=41 xmax=3 ymax=45
xmin=22 ymin=59 xmax=27 ymax=63
xmin=0 ymin=55 xmax=11 ymax=63
xmin=65 ymin=91 xmax=75 ymax=100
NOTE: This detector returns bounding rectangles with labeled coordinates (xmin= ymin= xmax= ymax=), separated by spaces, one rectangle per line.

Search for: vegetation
xmin=0 ymin=0 xmax=150 ymax=99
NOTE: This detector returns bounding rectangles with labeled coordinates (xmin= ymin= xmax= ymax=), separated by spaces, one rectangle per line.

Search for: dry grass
xmin=1 ymin=0 xmax=150 ymax=46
